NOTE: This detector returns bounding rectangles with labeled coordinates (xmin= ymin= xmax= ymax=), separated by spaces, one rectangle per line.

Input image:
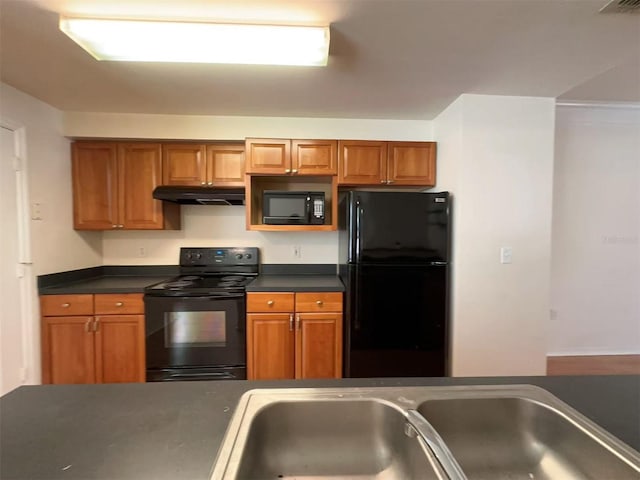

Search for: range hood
xmin=152 ymin=186 xmax=245 ymax=205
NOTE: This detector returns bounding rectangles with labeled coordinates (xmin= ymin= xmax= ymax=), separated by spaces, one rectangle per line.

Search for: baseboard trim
xmin=547 ymin=354 xmax=640 ymax=376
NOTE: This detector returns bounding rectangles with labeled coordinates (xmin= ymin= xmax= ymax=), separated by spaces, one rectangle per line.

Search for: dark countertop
xmin=1 ymin=376 xmax=638 ymax=480
xmin=39 ymin=275 xmax=173 ymax=294
xmin=37 ymin=265 xmax=343 ymax=294
xmin=246 ymin=274 xmax=344 ymax=292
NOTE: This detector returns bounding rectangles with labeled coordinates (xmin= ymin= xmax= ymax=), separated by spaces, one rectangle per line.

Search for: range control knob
xmin=236 ymin=253 xmax=243 ymax=260
xmin=195 ymin=253 xmax=202 ymax=259
xmin=245 ymin=253 xmax=252 ymax=259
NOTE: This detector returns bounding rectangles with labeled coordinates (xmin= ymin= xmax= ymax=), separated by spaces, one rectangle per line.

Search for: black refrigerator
xmin=338 ymin=191 xmax=450 ymax=378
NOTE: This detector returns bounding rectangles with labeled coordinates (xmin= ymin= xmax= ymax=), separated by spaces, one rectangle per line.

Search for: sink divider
xmin=404 ymin=409 xmax=468 ymax=480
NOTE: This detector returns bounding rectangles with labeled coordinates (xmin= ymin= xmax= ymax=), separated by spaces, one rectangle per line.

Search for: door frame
xmin=1 ymin=117 xmax=37 ymax=387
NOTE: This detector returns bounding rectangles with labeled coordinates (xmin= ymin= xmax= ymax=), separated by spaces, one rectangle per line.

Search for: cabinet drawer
xmin=41 ymin=294 xmax=94 ymax=316
xmin=247 ymin=293 xmax=295 ymax=313
xmin=295 ymin=292 xmax=343 ymax=312
xmin=94 ymin=293 xmax=144 ymax=315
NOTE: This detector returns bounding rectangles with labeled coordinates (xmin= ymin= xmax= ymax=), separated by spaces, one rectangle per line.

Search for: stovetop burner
xmin=144 ymin=247 xmax=259 ymax=297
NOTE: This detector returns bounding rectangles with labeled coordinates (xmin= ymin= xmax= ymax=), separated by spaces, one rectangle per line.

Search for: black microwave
xmin=263 ymin=191 xmax=325 ymax=225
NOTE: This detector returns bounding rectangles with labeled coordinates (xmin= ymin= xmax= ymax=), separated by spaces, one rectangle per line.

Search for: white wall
xmin=103 ymin=206 xmax=338 ymax=265
xmin=1 ymin=84 xmax=102 ymax=275
xmin=63 ymin=112 xmax=434 ymax=141
xmin=434 ymin=94 xmax=556 ymax=376
xmin=64 ymin=111 xmax=434 ymax=265
xmin=550 ymin=105 xmax=640 ymax=355
xmin=0 ymin=83 xmax=103 ymax=385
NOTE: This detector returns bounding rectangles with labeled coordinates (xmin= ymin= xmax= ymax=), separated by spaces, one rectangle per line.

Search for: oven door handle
xmin=164 ymin=372 xmax=238 ymax=381
xmin=166 ymin=294 xmax=246 ymax=300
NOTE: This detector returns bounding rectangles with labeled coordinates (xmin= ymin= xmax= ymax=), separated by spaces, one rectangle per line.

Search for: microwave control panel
xmin=312 ymin=197 xmax=324 ymax=221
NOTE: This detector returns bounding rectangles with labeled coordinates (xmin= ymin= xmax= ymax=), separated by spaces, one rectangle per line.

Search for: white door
xmin=0 ymin=125 xmax=26 ymax=395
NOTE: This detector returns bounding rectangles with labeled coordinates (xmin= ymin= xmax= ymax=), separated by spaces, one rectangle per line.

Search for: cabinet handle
xmin=296 ymin=314 xmax=301 ymax=330
xmin=208 ymin=182 xmax=213 ymax=186
xmin=267 ymin=300 xmax=274 ymax=306
xmin=201 ymin=181 xmax=206 ymax=185
xmin=93 ymin=319 xmax=100 ymax=332
xmin=85 ymin=319 xmax=91 ymax=332
xmin=289 ymin=314 xmax=294 ymax=331
xmin=316 ymin=300 xmax=323 ymax=306
xmin=387 ymin=180 xmax=393 ymax=184
xmin=115 ymin=302 xmax=124 ymax=307
xmin=292 ymin=169 xmax=298 ymax=174
xmin=284 ymin=169 xmax=291 ymax=173
xmin=112 ymin=225 xmax=118 ymax=228
xmin=380 ymin=179 xmax=386 ymax=184
xmin=61 ymin=303 xmax=70 ymax=308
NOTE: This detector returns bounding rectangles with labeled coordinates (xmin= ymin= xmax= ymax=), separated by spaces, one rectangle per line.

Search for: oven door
xmin=144 ymin=294 xmax=246 ymax=375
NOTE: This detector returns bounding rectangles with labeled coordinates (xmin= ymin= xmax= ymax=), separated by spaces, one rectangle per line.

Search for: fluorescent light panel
xmin=59 ymin=17 xmax=330 ymax=66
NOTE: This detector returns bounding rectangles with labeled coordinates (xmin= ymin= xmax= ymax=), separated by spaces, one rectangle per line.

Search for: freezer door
xmin=350 ymin=191 xmax=449 ymax=264
xmin=344 ymin=264 xmax=447 ymax=378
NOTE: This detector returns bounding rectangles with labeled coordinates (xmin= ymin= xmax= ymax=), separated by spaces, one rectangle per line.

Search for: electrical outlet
xmin=138 ymin=247 xmax=147 ymax=258
xmin=293 ymin=246 xmax=302 ymax=259
xmin=30 ymin=202 xmax=43 ymax=220
xmin=500 ymin=247 xmax=512 ymax=264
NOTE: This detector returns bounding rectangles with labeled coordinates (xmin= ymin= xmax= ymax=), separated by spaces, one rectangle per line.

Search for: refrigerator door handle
xmin=355 ymin=198 xmax=362 ymax=263
xmin=354 ymin=269 xmax=360 ymax=331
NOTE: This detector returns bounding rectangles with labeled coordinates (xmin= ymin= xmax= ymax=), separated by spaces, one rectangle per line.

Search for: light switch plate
xmin=500 ymin=247 xmax=513 ymax=264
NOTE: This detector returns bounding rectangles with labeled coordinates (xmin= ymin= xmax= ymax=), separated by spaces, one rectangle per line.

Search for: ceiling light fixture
xmin=59 ymin=16 xmax=330 ymax=66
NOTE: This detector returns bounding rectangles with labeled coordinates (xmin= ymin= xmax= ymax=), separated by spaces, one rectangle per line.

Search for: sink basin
xmin=418 ymin=396 xmax=639 ymax=480
xmin=235 ymin=400 xmax=444 ymax=479
xmin=210 ymin=386 xmax=640 ymax=480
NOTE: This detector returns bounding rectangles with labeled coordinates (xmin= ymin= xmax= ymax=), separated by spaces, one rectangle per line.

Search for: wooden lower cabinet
xmin=42 ymin=316 xmax=96 ymax=384
xmin=94 ymin=315 xmax=145 ymax=383
xmin=246 ymin=313 xmax=295 ymax=380
xmin=41 ymin=294 xmax=145 ymax=384
xmin=296 ymin=313 xmax=342 ymax=379
xmin=246 ymin=292 xmax=343 ymax=380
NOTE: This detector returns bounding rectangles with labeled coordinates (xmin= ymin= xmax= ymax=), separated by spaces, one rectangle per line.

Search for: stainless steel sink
xmin=417 ymin=389 xmax=640 ymax=480
xmin=233 ymin=400 xmax=445 ymax=479
xmin=210 ymin=385 xmax=640 ymax=480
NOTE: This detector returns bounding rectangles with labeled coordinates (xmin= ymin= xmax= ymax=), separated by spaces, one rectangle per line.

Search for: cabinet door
xmin=207 ymin=144 xmax=245 ymax=186
xmin=296 ymin=313 xmax=342 ymax=379
xmin=94 ymin=315 xmax=145 ymax=383
xmin=118 ymin=143 xmax=164 ymax=229
xmin=72 ymin=142 xmax=119 ymax=230
xmin=337 ymin=140 xmax=387 ymax=185
xmin=41 ymin=316 xmax=95 ymax=384
xmin=245 ymin=138 xmax=291 ymax=174
xmin=162 ymin=144 xmax=207 ymax=186
xmin=247 ymin=313 xmax=295 ymax=380
xmin=292 ymin=140 xmax=337 ymax=175
xmin=387 ymin=142 xmax=436 ymax=186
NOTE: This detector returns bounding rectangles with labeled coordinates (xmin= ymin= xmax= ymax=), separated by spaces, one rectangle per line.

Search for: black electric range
xmin=144 ymin=247 xmax=259 ymax=382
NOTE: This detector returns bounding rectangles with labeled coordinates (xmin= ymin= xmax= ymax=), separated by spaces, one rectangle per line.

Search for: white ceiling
xmin=1 ymin=0 xmax=639 ymax=120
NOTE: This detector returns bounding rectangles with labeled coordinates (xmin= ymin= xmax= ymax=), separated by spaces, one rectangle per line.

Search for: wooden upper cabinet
xmin=118 ymin=143 xmax=165 ymax=229
xmin=207 ymin=144 xmax=245 ymax=186
xmin=296 ymin=313 xmax=342 ymax=379
xmin=292 ymin=140 xmax=337 ymax=175
xmin=247 ymin=313 xmax=295 ymax=380
xmin=73 ymin=141 xmax=180 ymax=231
xmin=245 ymin=138 xmax=291 ymax=174
xmin=338 ymin=140 xmax=387 ymax=185
xmin=162 ymin=144 xmax=207 ymax=186
xmin=246 ymin=138 xmax=337 ymax=176
xmin=162 ymin=143 xmax=245 ymax=187
xmin=338 ymin=140 xmax=437 ymax=186
xmin=72 ymin=142 xmax=119 ymax=230
xmin=387 ymin=142 xmax=436 ymax=186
